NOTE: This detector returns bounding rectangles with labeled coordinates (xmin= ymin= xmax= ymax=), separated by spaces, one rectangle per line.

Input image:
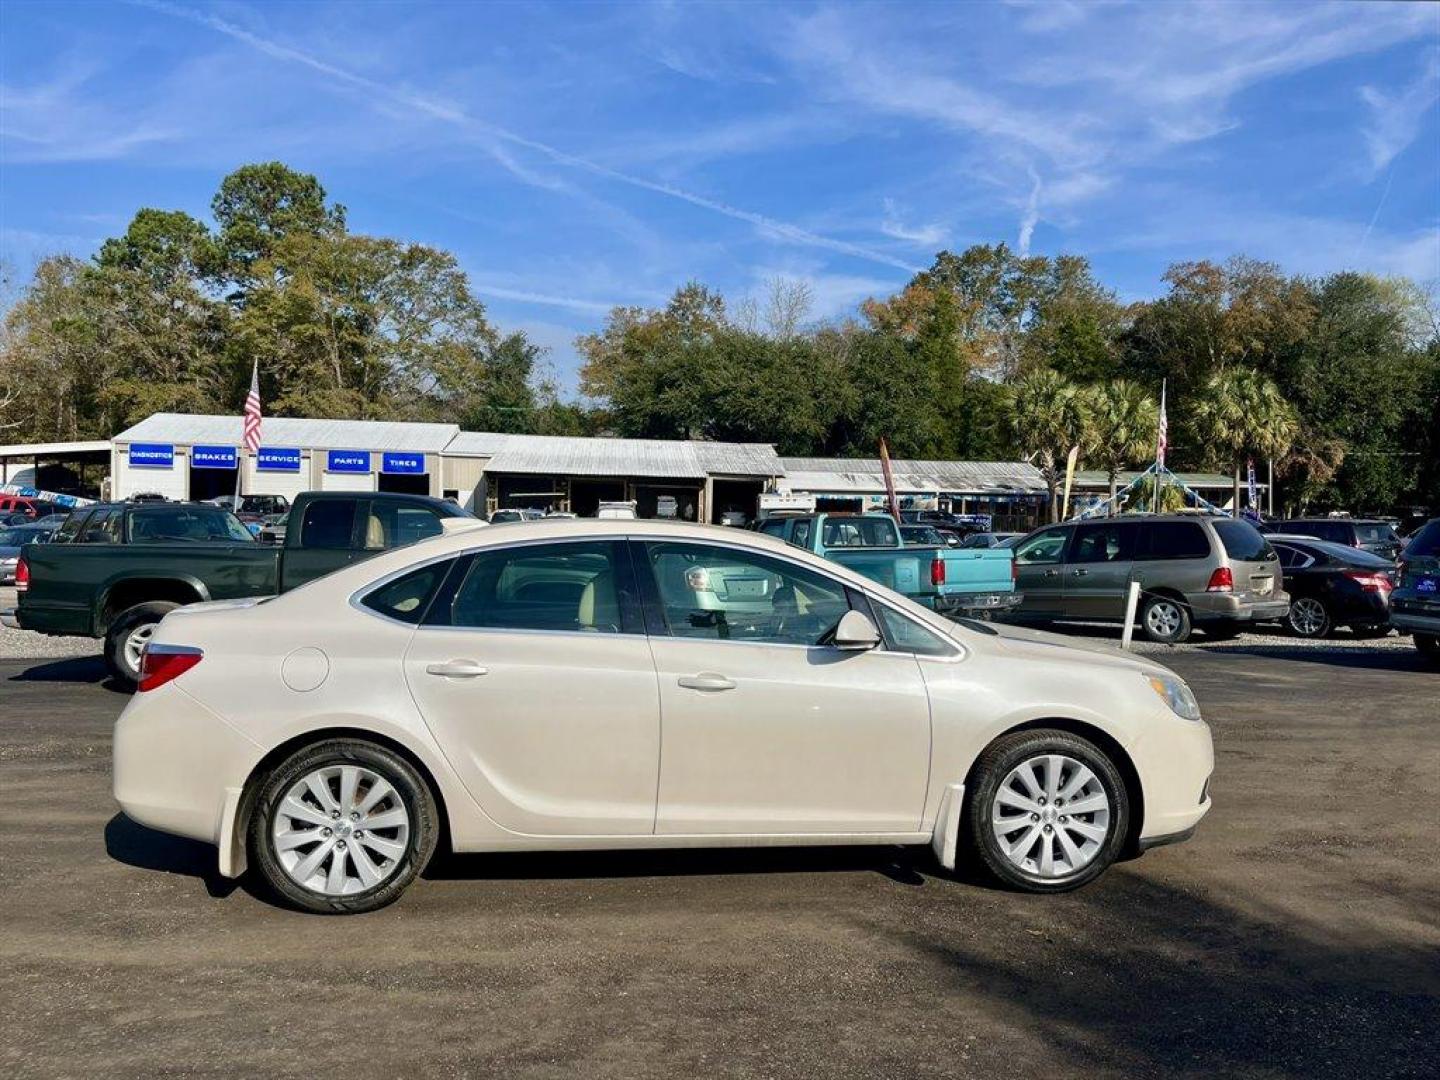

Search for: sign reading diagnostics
xmin=326 ymin=450 xmax=371 ymax=474
xmin=128 ymin=443 xmax=174 ymax=469
xmin=381 ymin=452 xmax=425 ymax=475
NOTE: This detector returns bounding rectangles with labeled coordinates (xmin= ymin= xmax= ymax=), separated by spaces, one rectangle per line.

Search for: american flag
xmin=242 ymin=362 xmax=262 ymax=453
xmin=1155 ymin=380 xmax=1168 ymax=469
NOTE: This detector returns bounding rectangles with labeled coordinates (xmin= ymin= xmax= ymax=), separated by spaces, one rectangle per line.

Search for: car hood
xmin=984 ymin=620 xmax=1177 ymax=678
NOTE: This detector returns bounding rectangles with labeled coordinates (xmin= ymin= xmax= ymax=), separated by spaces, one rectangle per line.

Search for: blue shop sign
xmin=128 ymin=443 xmax=174 ymax=469
xmin=191 ymin=445 xmax=238 ymax=470
xmin=326 ymin=450 xmax=371 ymax=474
xmin=381 ymin=452 xmax=426 ymax=475
xmin=257 ymin=447 xmax=303 ymax=472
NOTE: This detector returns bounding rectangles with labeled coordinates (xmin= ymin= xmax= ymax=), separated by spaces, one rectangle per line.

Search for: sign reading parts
xmin=326 ymin=450 xmax=371 ymax=474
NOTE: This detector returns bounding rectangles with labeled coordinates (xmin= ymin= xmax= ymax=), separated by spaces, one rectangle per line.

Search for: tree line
xmin=2 ymin=161 xmax=1436 ymax=518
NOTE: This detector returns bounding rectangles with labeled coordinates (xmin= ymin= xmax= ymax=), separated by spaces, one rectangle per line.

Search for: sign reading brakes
xmin=191 ymin=445 xmax=238 ymax=470
xmin=128 ymin=443 xmax=174 ymax=468
xmin=326 ymin=450 xmax=371 ymax=474
xmin=381 ymin=452 xmax=425 ymax=475
xmin=257 ymin=447 xmax=302 ymax=472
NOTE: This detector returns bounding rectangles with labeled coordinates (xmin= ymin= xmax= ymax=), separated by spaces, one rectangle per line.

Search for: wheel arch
xmin=100 ymin=576 xmax=208 ymax=632
xmin=232 ymin=726 xmax=455 ymax=870
xmin=963 ymin=716 xmax=1147 ymax=858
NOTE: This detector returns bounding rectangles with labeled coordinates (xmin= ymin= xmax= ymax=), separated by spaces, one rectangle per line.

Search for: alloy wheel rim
xmin=1290 ymin=598 xmax=1326 ymax=636
xmin=1146 ymin=602 xmax=1181 ymax=638
xmin=273 ymin=765 xmax=411 ymax=896
xmin=992 ymin=753 xmax=1111 ymax=879
xmin=124 ymin=623 xmax=154 ymax=672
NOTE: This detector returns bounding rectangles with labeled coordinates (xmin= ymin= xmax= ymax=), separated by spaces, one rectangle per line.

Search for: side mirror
xmin=832 ymin=609 xmax=881 ymax=651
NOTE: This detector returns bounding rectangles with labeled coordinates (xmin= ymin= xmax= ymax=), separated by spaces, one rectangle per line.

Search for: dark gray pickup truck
xmin=9 ymin=491 xmax=471 ymax=684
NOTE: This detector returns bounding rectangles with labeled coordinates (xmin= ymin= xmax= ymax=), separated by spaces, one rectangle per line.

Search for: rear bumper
xmin=14 ymin=602 xmax=94 ymax=637
xmin=0 ymin=608 xmax=18 ymax=630
xmin=1391 ymin=606 xmax=1440 ymax=636
xmin=1188 ymin=593 xmax=1290 ymax=623
xmin=935 ymin=592 xmax=1023 ymax=615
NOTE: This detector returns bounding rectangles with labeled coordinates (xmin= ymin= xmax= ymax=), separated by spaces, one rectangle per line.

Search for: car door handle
xmin=677 ymin=673 xmax=736 ymax=692
xmin=425 ymin=660 xmax=489 ymax=679
xmin=1071 ymin=568 xmax=1089 ymax=576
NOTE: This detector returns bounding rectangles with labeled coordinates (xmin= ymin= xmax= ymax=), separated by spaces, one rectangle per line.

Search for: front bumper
xmin=1130 ymin=708 xmax=1214 ymax=845
xmin=113 ymin=681 xmax=262 ymax=846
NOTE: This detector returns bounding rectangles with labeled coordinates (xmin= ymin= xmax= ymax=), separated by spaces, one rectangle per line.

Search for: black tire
xmin=962 ymin=728 xmax=1130 ymax=893
xmin=1140 ymin=594 xmax=1192 ymax=644
xmin=1416 ymin=634 xmax=1440 ymax=664
xmin=104 ymin=601 xmax=180 ymax=686
xmin=1286 ymin=596 xmax=1332 ymax=639
xmin=249 ymin=738 xmax=439 ymax=914
xmin=1349 ymin=624 xmax=1391 ymax=640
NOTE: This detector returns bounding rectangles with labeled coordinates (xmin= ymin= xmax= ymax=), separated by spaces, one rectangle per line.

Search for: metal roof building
xmin=445 ymin=432 xmax=781 ymax=480
xmin=115 ymin=414 xmax=460 ymax=454
xmin=780 ymin=457 xmax=1046 ymax=495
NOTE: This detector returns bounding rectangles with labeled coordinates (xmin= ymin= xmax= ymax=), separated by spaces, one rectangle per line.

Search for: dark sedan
xmin=1268 ymin=535 xmax=1396 ymax=638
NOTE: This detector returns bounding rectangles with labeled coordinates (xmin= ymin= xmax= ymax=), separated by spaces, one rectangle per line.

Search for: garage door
xmin=321 ymin=469 xmax=375 ymax=493
xmin=115 ymin=450 xmax=188 ymax=501
xmin=245 ymin=454 xmax=311 ymax=503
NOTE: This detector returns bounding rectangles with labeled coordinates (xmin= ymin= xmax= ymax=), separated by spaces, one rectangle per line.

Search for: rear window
xmin=1212 ymin=519 xmax=1273 ymax=562
xmin=1404 ymin=521 xmax=1440 ymax=558
xmin=1354 ymin=524 xmax=1396 ymax=544
xmin=821 ymin=518 xmax=898 ymax=547
xmin=130 ymin=508 xmax=253 ymax=543
xmin=1138 ymin=522 xmax=1210 ymax=560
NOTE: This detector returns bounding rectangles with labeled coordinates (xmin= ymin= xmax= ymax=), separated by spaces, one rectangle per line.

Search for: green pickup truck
xmin=756 ymin=512 xmax=1020 ymax=617
xmin=9 ymin=491 xmax=472 ymax=684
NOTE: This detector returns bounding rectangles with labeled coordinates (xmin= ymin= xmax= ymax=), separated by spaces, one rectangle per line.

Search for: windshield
xmin=0 ymin=528 xmax=25 ymax=546
xmin=1212 ymin=519 xmax=1272 ymax=562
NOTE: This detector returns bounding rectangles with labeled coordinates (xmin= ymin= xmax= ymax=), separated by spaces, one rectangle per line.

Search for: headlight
xmin=1147 ymin=674 xmax=1202 ymax=721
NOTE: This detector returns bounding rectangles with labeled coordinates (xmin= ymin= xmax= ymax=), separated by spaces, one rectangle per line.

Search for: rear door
xmin=402 ymin=539 xmax=661 ymax=835
xmin=1061 ymin=520 xmax=1139 ymax=618
xmin=1012 ymin=526 xmax=1070 ymax=617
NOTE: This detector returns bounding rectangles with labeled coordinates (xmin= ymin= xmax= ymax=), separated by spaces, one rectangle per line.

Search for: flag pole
xmin=1152 ymin=379 xmax=1167 ymax=514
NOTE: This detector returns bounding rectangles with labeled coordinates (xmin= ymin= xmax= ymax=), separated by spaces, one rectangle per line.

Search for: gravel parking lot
xmin=1 ymin=635 xmax=1436 ymax=1079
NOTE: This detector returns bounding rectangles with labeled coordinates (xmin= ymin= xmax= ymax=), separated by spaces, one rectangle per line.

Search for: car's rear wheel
xmin=963 ymin=729 xmax=1130 ymax=892
xmin=1140 ymin=595 xmax=1192 ymax=644
xmin=250 ymin=739 xmax=439 ymax=914
xmin=1287 ymin=596 xmax=1331 ymax=638
xmin=104 ymin=601 xmax=180 ymax=686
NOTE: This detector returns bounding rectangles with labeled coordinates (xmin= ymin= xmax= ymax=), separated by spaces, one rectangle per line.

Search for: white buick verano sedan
xmin=114 ymin=518 xmax=1213 ymax=913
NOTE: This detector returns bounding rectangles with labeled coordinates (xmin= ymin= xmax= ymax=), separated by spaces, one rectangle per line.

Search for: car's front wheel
xmin=964 ymin=729 xmax=1130 ymax=892
xmin=1287 ymin=596 xmax=1331 ymax=638
xmin=250 ymin=739 xmax=440 ymax=914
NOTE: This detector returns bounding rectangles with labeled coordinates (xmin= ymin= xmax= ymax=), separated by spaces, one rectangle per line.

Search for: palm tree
xmin=1087 ymin=381 xmax=1159 ymax=514
xmin=1011 ymin=368 xmax=1094 ymax=522
xmin=1191 ymin=367 xmax=1298 ymax=515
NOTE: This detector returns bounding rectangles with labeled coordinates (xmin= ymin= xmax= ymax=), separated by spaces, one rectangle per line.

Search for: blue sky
xmin=3 ymin=0 xmax=1438 ymax=392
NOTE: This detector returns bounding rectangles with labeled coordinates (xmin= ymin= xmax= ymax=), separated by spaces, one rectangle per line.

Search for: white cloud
xmin=880 ymin=198 xmax=947 ymax=247
xmin=1017 ymin=167 xmax=1043 ymax=255
xmin=470 ymin=285 xmax=619 ymax=315
xmin=1359 ymin=49 xmax=1440 ymax=177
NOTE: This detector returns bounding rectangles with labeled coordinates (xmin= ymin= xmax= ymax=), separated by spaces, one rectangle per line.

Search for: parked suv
xmin=1391 ymin=517 xmax=1440 ymax=664
xmin=1010 ymin=514 xmax=1289 ymax=643
xmin=1263 ymin=518 xmax=1401 ymax=561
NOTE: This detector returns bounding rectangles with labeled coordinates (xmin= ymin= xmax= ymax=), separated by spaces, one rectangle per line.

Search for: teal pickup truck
xmin=9 ymin=491 xmax=472 ymax=685
xmin=757 ymin=512 xmax=1019 ymax=616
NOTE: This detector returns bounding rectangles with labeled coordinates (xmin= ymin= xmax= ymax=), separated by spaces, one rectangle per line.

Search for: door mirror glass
xmin=832 ymin=609 xmax=881 ymax=651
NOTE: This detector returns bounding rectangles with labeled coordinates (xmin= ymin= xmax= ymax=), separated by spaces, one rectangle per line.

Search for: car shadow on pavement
xmin=104 ymin=813 xmax=240 ymax=899
xmin=425 ymin=844 xmax=930 ymax=887
xmin=1197 ymin=644 xmax=1434 ymax=671
xmin=9 ymin=655 xmax=130 ymax=692
xmin=858 ymin=868 xmax=1438 ymax=1078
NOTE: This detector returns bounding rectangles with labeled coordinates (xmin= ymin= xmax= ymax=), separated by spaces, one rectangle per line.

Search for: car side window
xmin=360 ymin=562 xmax=450 ymax=624
xmin=1014 ymin=527 xmax=1068 ymax=565
xmin=643 ymin=540 xmax=853 ymax=647
xmin=55 ymin=513 xmax=86 ymax=543
xmin=790 ymin=519 xmax=812 ymax=548
xmin=80 ymin=510 xmax=118 ymax=544
xmin=1068 ymin=522 xmax=1137 ymax=563
xmin=301 ymin=499 xmax=358 ymax=549
xmin=873 ymin=603 xmax=958 ymax=657
xmin=442 ymin=541 xmax=633 ymax=634
xmin=759 ymin=519 xmax=788 ymax=539
xmin=364 ymin=503 xmax=444 ymax=550
xmin=1137 ymin=522 xmax=1210 ymax=560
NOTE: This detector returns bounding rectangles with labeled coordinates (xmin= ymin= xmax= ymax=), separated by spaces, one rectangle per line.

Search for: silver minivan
xmin=1011 ymin=514 xmax=1290 ymax=642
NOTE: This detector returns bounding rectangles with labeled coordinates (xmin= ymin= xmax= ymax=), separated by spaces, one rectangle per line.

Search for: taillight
xmin=1345 ymin=571 xmax=1393 ymax=593
xmin=1206 ymin=567 xmax=1233 ymax=592
xmin=931 ymin=555 xmax=946 ymax=587
xmin=15 ymin=557 xmax=29 ymax=593
xmin=138 ymin=645 xmax=203 ymax=692
xmin=1010 ymin=557 xmax=1018 ymax=584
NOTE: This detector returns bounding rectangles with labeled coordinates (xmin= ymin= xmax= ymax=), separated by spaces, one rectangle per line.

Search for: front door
xmin=1062 ymin=520 xmax=1139 ymax=619
xmin=1012 ymin=526 xmax=1071 ymax=618
xmin=637 ymin=539 xmax=931 ymax=835
xmin=403 ymin=538 xmax=661 ymax=836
